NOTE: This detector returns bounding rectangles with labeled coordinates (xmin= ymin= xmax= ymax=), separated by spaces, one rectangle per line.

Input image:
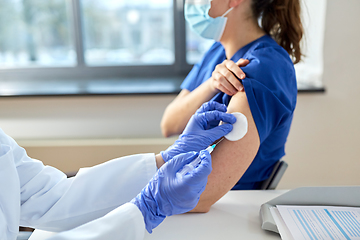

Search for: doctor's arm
xmin=190 ymin=90 xmax=260 ymax=212
xmin=0 ymin=130 xmax=155 ymax=239
xmin=160 ymin=59 xmax=248 ymax=137
xmin=46 ymin=151 xmax=213 ymax=240
xmin=18 ymin=149 xmax=157 ymax=232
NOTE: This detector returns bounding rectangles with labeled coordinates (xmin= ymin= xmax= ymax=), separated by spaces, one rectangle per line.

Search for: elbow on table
xmin=160 ymin=121 xmax=172 ymax=138
xmin=190 ymin=201 xmax=212 ymax=213
xmin=160 ymin=119 xmax=181 ymax=138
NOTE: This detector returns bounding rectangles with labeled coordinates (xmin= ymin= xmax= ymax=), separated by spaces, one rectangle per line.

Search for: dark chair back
xmin=258 ymin=160 xmax=288 ymax=190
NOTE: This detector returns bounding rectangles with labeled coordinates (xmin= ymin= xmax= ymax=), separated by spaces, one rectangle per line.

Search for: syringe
xmin=176 ymin=138 xmax=223 ymax=178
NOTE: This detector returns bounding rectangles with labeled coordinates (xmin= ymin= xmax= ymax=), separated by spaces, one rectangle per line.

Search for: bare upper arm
xmin=190 ymin=90 xmax=260 ymax=212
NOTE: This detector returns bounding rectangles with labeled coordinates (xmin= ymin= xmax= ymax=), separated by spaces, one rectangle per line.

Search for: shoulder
xmin=244 ymin=38 xmax=295 ymax=80
xmin=244 ymin=45 xmax=296 ymax=92
xmin=240 ymin=37 xmax=297 ymax=110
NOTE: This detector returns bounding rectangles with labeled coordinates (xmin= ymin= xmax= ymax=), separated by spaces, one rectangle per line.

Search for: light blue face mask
xmin=184 ymin=0 xmax=233 ymax=42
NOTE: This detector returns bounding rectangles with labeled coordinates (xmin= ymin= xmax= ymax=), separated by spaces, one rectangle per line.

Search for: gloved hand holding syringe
xmin=177 ymin=111 xmax=248 ymax=178
xmin=176 ymin=141 xmax=221 ymax=178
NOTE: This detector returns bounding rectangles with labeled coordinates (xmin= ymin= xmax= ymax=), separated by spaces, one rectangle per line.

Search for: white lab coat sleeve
xmin=0 ymin=144 xmax=21 ymax=240
xmin=45 ymin=203 xmax=145 ymax=240
xmin=0 ymin=128 xmax=157 ymax=236
xmin=21 ymin=154 xmax=157 ymax=232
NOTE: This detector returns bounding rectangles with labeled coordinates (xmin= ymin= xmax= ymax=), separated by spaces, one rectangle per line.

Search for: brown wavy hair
xmin=251 ymin=0 xmax=304 ymax=64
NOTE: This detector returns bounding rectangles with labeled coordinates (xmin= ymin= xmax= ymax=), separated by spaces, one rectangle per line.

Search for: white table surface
xmin=30 ymin=190 xmax=286 ymax=240
xmin=144 ymin=190 xmax=286 ymax=240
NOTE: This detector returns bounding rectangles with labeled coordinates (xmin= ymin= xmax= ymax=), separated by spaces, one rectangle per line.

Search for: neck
xmin=220 ymin=15 xmax=265 ymax=59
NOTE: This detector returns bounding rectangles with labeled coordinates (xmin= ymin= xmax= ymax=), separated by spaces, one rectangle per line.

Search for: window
xmin=81 ymin=0 xmax=174 ymax=65
xmin=0 ymin=0 xmax=74 ymax=67
xmin=0 ymin=0 xmax=325 ymax=94
xmin=295 ymin=0 xmax=327 ymax=89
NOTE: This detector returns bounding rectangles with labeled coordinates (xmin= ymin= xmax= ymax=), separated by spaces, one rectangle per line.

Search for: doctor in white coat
xmin=0 ymin=102 xmax=236 ymax=240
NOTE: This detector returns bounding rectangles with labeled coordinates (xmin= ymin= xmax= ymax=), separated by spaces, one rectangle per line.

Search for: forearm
xmin=161 ymin=80 xmax=218 ymax=137
xmin=189 ymin=139 xmax=256 ymax=212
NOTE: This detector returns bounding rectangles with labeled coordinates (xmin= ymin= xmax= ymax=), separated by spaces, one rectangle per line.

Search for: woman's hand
xmin=209 ymin=58 xmax=250 ymax=96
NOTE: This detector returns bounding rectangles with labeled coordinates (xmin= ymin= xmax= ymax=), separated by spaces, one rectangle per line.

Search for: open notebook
xmin=260 ymin=186 xmax=360 ymax=234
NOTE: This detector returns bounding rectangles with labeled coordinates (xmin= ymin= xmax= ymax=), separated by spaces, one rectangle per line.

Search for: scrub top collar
xmin=226 ymin=34 xmax=271 ymax=61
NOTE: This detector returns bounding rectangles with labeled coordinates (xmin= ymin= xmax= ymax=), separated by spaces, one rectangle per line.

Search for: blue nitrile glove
xmin=161 ymin=101 xmax=236 ymax=162
xmin=131 ymin=150 xmax=212 ymax=233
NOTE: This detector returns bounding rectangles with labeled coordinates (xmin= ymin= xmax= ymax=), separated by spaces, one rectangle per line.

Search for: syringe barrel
xmin=177 ymin=164 xmax=194 ymax=177
xmin=177 ymin=157 xmax=201 ymax=177
xmin=177 ymin=146 xmax=214 ymax=178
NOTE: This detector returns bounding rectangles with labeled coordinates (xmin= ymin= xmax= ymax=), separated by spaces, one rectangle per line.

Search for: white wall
xmin=0 ymin=0 xmax=359 ymax=188
xmin=0 ymin=95 xmax=170 ymax=139
xmin=278 ymin=0 xmax=360 ymax=188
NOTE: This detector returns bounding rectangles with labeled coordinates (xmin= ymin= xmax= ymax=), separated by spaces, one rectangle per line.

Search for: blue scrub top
xmin=181 ymin=35 xmax=297 ymax=190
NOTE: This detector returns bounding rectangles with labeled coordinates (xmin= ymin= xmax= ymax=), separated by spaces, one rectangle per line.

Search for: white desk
xmin=144 ymin=190 xmax=286 ymax=240
xmin=30 ymin=190 xmax=286 ymax=240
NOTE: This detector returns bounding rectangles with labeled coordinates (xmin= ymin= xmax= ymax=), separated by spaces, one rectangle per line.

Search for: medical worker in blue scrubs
xmin=161 ymin=0 xmax=304 ymax=212
xmin=0 ymin=102 xmax=236 ymax=240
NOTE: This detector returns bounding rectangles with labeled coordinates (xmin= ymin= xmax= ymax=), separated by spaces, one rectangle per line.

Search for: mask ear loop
xmin=222 ymin=7 xmax=234 ymax=17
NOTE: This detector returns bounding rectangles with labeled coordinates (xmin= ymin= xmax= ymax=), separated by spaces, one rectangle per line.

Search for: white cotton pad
xmin=224 ymin=112 xmax=248 ymax=141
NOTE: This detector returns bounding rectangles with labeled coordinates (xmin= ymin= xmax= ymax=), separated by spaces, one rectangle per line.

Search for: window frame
xmin=0 ymin=0 xmax=192 ymax=82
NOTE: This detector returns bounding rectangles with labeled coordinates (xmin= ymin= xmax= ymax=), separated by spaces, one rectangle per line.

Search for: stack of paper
xmin=270 ymin=205 xmax=360 ymax=240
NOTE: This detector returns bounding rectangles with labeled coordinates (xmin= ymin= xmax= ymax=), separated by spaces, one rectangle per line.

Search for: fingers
xmin=200 ymin=111 xmax=236 ymax=140
xmin=207 ymin=123 xmax=233 ymax=139
xmin=212 ymin=59 xmax=247 ymax=95
xmin=236 ymin=58 xmax=250 ymax=67
xmin=196 ymin=101 xmax=227 ymax=114
xmin=185 ymin=150 xmax=212 ymax=184
xmin=225 ymin=59 xmax=246 ymax=80
xmin=201 ymin=111 xmax=237 ymax=125
xmin=212 ymin=70 xmax=238 ymax=96
xmin=169 ymin=151 xmax=198 ymax=172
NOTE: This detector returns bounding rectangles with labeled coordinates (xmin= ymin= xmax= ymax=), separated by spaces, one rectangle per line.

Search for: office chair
xmin=258 ymin=160 xmax=288 ymax=190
